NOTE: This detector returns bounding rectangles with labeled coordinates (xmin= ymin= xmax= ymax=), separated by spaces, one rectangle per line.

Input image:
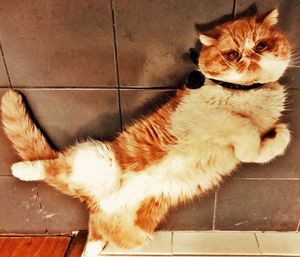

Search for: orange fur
xmin=110 ymin=90 xmax=185 ymax=172
xmin=135 ymin=195 xmax=172 ymax=232
xmin=1 ymin=90 xmax=58 ymax=161
xmin=44 ymin=157 xmax=72 ymax=177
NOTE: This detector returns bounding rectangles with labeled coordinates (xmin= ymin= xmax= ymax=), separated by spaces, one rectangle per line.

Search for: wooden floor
xmin=0 ymin=236 xmax=72 ymax=257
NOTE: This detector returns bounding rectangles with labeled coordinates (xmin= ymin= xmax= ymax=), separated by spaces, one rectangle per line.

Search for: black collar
xmin=210 ymin=78 xmax=264 ymax=90
xmin=186 ymin=70 xmax=265 ymax=91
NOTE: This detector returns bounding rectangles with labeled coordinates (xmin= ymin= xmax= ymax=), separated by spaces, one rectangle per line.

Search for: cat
xmin=0 ymin=8 xmax=292 ymax=257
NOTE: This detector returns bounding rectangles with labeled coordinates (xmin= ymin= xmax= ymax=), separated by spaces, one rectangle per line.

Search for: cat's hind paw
xmin=81 ymin=240 xmax=107 ymax=257
xmin=12 ymin=161 xmax=46 ymax=181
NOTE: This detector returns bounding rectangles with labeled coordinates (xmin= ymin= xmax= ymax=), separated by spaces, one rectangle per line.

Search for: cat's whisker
xmin=290 ymin=55 xmax=300 ymax=61
xmin=290 ymin=60 xmax=300 ymax=65
xmin=292 ymin=62 xmax=300 ymax=66
xmin=288 ymin=65 xmax=300 ymax=68
xmin=291 ymin=52 xmax=300 ymax=56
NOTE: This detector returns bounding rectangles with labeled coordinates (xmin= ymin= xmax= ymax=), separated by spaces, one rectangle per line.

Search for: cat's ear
xmin=261 ymin=8 xmax=279 ymax=26
xmin=199 ymin=34 xmax=217 ymax=46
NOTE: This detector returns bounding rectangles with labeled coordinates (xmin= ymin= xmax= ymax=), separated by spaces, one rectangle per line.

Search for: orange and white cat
xmin=1 ymin=9 xmax=291 ymax=257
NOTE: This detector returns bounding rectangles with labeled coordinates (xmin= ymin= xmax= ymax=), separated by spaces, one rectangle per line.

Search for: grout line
xmin=233 ymin=0 xmax=237 ymax=18
xmin=0 ymin=41 xmax=12 ymax=88
xmin=297 ymin=217 xmax=300 ymax=232
xmin=254 ymin=232 xmax=263 ymax=255
xmin=212 ymin=190 xmax=218 ymax=230
xmin=110 ymin=0 xmax=123 ymax=129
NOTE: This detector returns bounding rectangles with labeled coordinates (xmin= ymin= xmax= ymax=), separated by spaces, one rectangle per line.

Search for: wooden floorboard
xmin=65 ymin=231 xmax=87 ymax=257
xmin=0 ymin=236 xmax=71 ymax=257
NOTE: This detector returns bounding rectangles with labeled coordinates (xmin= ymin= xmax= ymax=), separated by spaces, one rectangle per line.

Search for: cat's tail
xmin=1 ymin=90 xmax=58 ymax=161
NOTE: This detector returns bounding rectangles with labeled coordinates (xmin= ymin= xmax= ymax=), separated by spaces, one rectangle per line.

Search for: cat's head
xmin=199 ymin=9 xmax=290 ymax=85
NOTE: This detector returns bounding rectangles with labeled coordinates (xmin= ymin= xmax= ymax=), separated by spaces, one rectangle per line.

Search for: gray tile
xmin=158 ymin=194 xmax=215 ymax=231
xmin=120 ymin=89 xmax=176 ymax=127
xmin=102 ymin=232 xmax=172 ymax=255
xmin=173 ymin=231 xmax=260 ymax=255
xmin=215 ymin=179 xmax=300 ymax=231
xmin=256 ymin=232 xmax=300 ymax=256
xmin=37 ymin=183 xmax=88 ymax=233
xmin=0 ymin=0 xmax=116 ymax=87
xmin=0 ymin=89 xmax=20 ymax=175
xmin=115 ymin=0 xmax=234 ymax=87
xmin=18 ymin=89 xmax=121 ymax=150
xmin=0 ymin=177 xmax=45 ymax=233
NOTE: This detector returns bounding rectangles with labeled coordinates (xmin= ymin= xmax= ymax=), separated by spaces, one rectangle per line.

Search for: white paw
xmin=81 ymin=240 xmax=107 ymax=257
xmin=255 ymin=124 xmax=291 ymax=163
xmin=234 ymin=144 xmax=260 ymax=163
xmin=12 ymin=161 xmax=45 ymax=181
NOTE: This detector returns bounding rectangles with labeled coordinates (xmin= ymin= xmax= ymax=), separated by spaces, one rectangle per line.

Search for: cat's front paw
xmin=12 ymin=161 xmax=45 ymax=181
xmin=255 ymin=124 xmax=291 ymax=163
xmin=234 ymin=141 xmax=260 ymax=163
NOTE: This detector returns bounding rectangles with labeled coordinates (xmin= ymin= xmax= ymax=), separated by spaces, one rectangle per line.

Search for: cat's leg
xmin=11 ymin=157 xmax=72 ymax=182
xmin=82 ymin=240 xmax=106 ymax=257
xmin=81 ymin=213 xmax=107 ymax=257
xmin=254 ymin=123 xmax=291 ymax=163
xmin=11 ymin=141 xmax=121 ymax=198
xmin=230 ymin=120 xmax=261 ymax=163
xmin=11 ymin=158 xmax=76 ymax=196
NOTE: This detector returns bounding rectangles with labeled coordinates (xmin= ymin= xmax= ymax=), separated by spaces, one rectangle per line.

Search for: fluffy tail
xmin=1 ymin=90 xmax=58 ymax=161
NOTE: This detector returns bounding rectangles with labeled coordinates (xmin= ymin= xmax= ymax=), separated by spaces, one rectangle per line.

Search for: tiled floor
xmin=0 ymin=0 xmax=299 ymax=235
xmin=101 ymin=231 xmax=300 ymax=256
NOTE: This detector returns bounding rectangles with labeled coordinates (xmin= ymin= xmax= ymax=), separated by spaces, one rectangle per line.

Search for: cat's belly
xmin=100 ymin=143 xmax=238 ymax=214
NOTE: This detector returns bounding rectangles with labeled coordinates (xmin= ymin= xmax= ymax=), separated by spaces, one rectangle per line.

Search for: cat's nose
xmin=244 ymin=50 xmax=253 ymax=57
xmin=244 ymin=51 xmax=260 ymax=62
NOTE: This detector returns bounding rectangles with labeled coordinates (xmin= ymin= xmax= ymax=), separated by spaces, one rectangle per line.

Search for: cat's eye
xmin=225 ymin=51 xmax=239 ymax=61
xmin=255 ymin=41 xmax=268 ymax=52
